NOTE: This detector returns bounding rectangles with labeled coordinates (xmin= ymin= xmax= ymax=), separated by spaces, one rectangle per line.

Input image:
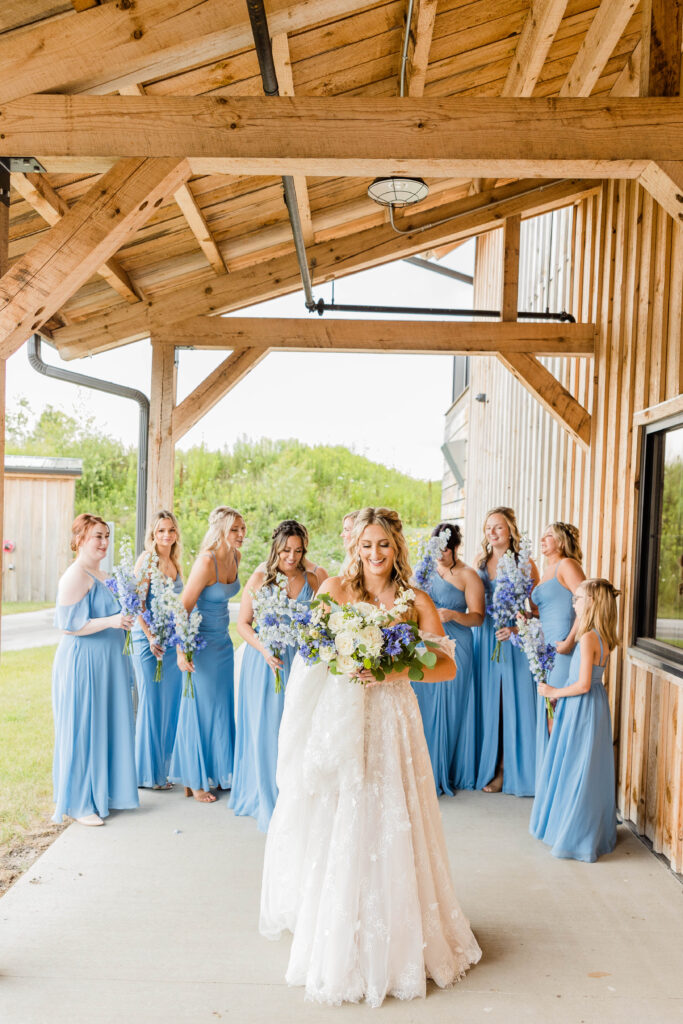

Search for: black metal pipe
xmin=27 ymin=335 xmax=149 ymax=554
xmin=246 ymin=0 xmax=316 ymax=310
xmin=312 ymin=299 xmax=575 ymax=322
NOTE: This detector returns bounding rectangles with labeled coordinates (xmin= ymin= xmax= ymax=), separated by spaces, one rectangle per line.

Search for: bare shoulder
xmin=320 ymin=575 xmax=347 ymax=602
xmin=246 ymin=568 xmax=266 ymax=592
xmin=579 ymin=630 xmax=600 ymax=661
xmin=57 ymin=563 xmax=93 ymax=605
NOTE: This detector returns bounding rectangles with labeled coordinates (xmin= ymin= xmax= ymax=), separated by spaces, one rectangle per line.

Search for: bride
xmin=260 ymin=507 xmax=481 ymax=1007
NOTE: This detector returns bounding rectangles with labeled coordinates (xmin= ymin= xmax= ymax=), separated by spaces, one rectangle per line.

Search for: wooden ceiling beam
xmin=640 ymin=0 xmax=682 ymax=97
xmin=50 ymin=175 xmax=598 ymax=359
xmin=271 ymin=32 xmax=314 ymax=246
xmin=172 ymin=347 xmax=268 ymax=440
xmin=1 ymin=95 xmax=679 ymax=177
xmin=405 ymin=0 xmax=439 ymax=98
xmin=11 ymin=172 xmax=143 ymax=303
xmin=502 ymin=0 xmax=569 ymax=98
xmin=559 ymin=0 xmax=640 ymax=97
xmin=497 ymin=351 xmax=591 ymax=450
xmin=0 ymin=158 xmax=190 ymax=360
xmin=154 ymin=316 xmax=595 ymax=357
xmin=0 ymin=0 xmax=380 ymax=102
xmin=610 ymin=39 xmax=642 ymax=97
xmin=174 ymin=182 xmax=229 ymax=275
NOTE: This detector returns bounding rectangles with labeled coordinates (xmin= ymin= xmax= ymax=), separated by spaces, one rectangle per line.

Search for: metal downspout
xmin=245 ymin=0 xmax=316 ymax=310
xmin=27 ymin=335 xmax=149 ymax=554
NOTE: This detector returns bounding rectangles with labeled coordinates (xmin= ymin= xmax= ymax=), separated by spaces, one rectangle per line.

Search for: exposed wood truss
xmin=404 ymin=0 xmax=438 ymax=98
xmin=271 ymin=31 xmax=314 ymax=246
xmin=502 ymin=0 xmax=569 ymax=98
xmin=172 ymin=348 xmax=268 ymax=440
xmin=559 ymin=0 xmax=640 ymax=98
xmin=173 ymin=182 xmax=229 ymax=275
xmin=496 ymin=352 xmax=592 ymax=451
xmin=148 ymin=342 xmax=176 ymax=517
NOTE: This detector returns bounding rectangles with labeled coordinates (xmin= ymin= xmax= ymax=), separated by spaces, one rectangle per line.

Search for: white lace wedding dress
xmin=259 ymin=655 xmax=482 ymax=1007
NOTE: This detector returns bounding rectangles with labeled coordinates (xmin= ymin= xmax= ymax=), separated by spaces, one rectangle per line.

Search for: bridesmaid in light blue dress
xmin=231 ymin=520 xmax=319 ymax=831
xmin=52 ymin=514 xmax=138 ymax=826
xmin=170 ymin=506 xmax=245 ymax=803
xmin=411 ymin=523 xmax=484 ymax=794
xmin=531 ymin=522 xmax=585 ymax=776
xmin=131 ymin=510 xmax=184 ymax=790
xmin=531 ymin=578 xmax=619 ymax=861
xmin=473 ymin=506 xmax=539 ymax=797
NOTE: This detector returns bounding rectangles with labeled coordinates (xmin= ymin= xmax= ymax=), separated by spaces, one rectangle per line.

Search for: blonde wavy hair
xmin=547 ymin=521 xmax=583 ymax=563
xmin=199 ymin=506 xmax=243 ymax=554
xmin=342 ymin=507 xmax=413 ymax=602
xmin=144 ymin=509 xmax=182 ymax=576
xmin=478 ymin=506 xmax=522 ymax=569
xmin=575 ymin=578 xmax=620 ymax=652
xmin=263 ymin=520 xmax=308 ymax=588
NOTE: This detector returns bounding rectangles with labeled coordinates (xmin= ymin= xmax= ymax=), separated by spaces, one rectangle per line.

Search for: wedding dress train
xmin=260 ymin=657 xmax=481 ymax=1007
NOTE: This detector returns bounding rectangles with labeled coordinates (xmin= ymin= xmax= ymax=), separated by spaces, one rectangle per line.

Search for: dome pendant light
xmin=367 ymin=176 xmax=429 ymax=207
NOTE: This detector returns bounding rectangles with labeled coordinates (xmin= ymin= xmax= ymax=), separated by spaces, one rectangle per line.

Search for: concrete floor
xmin=1 ymin=789 xmax=682 ymax=1024
xmin=1 ymin=607 xmax=60 ymax=652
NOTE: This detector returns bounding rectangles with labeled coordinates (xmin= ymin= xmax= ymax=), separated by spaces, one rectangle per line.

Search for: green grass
xmin=0 ymin=645 xmax=57 ymax=846
xmin=1 ymin=601 xmax=54 ymax=616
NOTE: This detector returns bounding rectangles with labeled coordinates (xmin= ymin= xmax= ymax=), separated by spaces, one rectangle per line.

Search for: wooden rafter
xmin=174 ymin=182 xmax=229 ymax=275
xmin=640 ymin=0 xmax=683 ymax=97
xmin=2 ymin=96 xmax=681 ymax=180
xmin=502 ymin=0 xmax=569 ymax=98
xmin=611 ymin=39 xmax=642 ymax=97
xmin=501 ymin=216 xmax=520 ymax=322
xmin=497 ymin=352 xmax=592 ymax=451
xmin=11 ymin=172 xmax=142 ymax=303
xmin=0 ymin=158 xmax=190 ymax=360
xmin=405 ymin=0 xmax=438 ymax=98
xmin=154 ymin=316 xmax=595 ymax=356
xmin=51 ymin=177 xmax=598 ymax=358
xmin=559 ymin=0 xmax=640 ymax=98
xmin=0 ymin=0 xmax=380 ymax=102
xmin=271 ymin=32 xmax=314 ymax=246
xmin=172 ymin=348 xmax=268 ymax=440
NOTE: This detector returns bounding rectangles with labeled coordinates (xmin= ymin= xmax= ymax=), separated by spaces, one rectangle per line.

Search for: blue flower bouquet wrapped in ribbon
xmin=252 ymin=573 xmax=312 ymax=693
xmin=511 ymin=613 xmax=557 ymax=718
xmin=487 ymin=534 xmax=534 ymax=662
xmin=140 ymin=554 xmax=178 ymax=682
xmin=170 ymin=602 xmax=206 ymax=698
xmin=105 ymin=536 xmax=146 ymax=655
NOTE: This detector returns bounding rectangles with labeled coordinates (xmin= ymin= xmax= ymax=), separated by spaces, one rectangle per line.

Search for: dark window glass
xmin=452 ymin=356 xmax=470 ymax=402
xmin=654 ymin=427 xmax=683 ymax=649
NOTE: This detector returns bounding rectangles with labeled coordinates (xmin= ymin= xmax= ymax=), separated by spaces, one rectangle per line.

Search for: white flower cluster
xmin=141 ymin=552 xmax=179 ymax=679
xmin=252 ymin=573 xmax=311 ymax=692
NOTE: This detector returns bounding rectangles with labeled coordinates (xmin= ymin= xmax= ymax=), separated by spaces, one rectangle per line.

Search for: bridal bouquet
xmin=511 ymin=613 xmax=557 ymax=719
xmin=105 ymin=536 xmax=146 ymax=655
xmin=252 ymin=573 xmax=312 ymax=693
xmin=170 ymin=603 xmax=206 ymax=698
xmin=140 ymin=554 xmax=178 ymax=682
xmin=413 ymin=528 xmax=451 ymax=594
xmin=487 ymin=534 xmax=534 ymax=662
xmin=296 ymin=588 xmax=441 ymax=684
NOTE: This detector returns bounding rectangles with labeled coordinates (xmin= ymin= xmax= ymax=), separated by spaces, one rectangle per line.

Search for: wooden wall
xmin=450 ymin=183 xmax=683 ymax=873
xmin=2 ymin=473 xmax=77 ymax=602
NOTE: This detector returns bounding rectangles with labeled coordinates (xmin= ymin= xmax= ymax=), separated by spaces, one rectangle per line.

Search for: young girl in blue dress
xmin=531 ymin=578 xmax=619 ymax=862
xmin=52 ymin=514 xmax=138 ymax=826
xmin=131 ymin=510 xmax=184 ymax=790
xmin=231 ymin=520 xmax=318 ymax=831
xmin=473 ymin=507 xmax=540 ymax=796
xmin=170 ymin=506 xmax=245 ymax=803
xmin=411 ymin=523 xmax=484 ymax=794
xmin=531 ymin=522 xmax=585 ymax=771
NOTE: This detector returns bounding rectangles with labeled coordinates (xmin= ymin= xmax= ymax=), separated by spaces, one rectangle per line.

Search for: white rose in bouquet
xmin=328 ymin=611 xmax=345 ymax=634
xmin=336 ymin=653 xmax=358 ymax=676
xmin=358 ymin=624 xmax=383 ymax=658
xmin=335 ymin=631 xmax=357 ymax=656
xmin=319 ymin=644 xmax=335 ymax=662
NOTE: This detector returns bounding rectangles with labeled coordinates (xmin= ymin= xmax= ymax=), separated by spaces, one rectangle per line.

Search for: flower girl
xmin=530 ymin=578 xmax=619 ymax=862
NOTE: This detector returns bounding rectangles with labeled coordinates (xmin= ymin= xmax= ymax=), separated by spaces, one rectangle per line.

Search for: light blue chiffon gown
xmin=52 ymin=573 xmax=138 ymax=822
xmin=530 ymin=631 xmax=617 ymax=861
xmin=531 ymin=564 xmax=575 ymax=776
xmin=473 ymin=569 xmax=537 ymax=796
xmin=411 ymin=573 xmax=476 ymax=794
xmin=230 ymin=576 xmax=314 ymax=831
xmin=169 ymin=553 xmax=239 ymax=792
xmin=131 ymin=574 xmax=183 ymax=788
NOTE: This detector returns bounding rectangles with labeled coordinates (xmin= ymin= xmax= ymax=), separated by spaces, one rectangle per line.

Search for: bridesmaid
xmin=169 ymin=506 xmax=245 ymax=803
xmin=531 ymin=522 xmax=585 ymax=771
xmin=531 ymin=579 xmax=619 ymax=861
xmin=473 ymin=507 xmax=539 ymax=796
xmin=341 ymin=510 xmax=359 ymax=554
xmin=231 ymin=520 xmax=317 ymax=831
xmin=131 ymin=510 xmax=184 ymax=790
xmin=411 ymin=523 xmax=484 ymax=794
xmin=52 ymin=514 xmax=138 ymax=826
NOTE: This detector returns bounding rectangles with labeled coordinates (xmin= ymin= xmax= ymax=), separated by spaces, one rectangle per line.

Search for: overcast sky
xmin=7 ymin=240 xmax=475 ymax=481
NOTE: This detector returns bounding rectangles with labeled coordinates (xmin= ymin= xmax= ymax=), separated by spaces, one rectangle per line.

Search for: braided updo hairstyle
xmin=547 ymin=521 xmax=583 ymax=563
xmin=342 ymin=507 xmax=414 ymax=602
xmin=263 ymin=520 xmax=308 ymax=588
xmin=199 ymin=506 xmax=243 ymax=554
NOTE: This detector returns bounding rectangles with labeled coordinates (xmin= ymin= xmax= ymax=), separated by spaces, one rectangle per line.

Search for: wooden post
xmin=640 ymin=0 xmax=683 ymax=98
xmin=501 ymin=214 xmax=521 ymax=321
xmin=0 ymin=160 xmax=9 ymax=647
xmin=148 ymin=341 xmax=177 ymax=519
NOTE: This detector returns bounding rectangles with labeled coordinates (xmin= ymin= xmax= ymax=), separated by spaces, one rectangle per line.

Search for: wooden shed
xmin=0 ymin=0 xmax=681 ymax=870
xmin=2 ymin=455 xmax=82 ymax=602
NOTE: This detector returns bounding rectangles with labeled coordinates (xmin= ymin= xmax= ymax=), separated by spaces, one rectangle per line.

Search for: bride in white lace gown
xmin=260 ymin=507 xmax=481 ymax=1007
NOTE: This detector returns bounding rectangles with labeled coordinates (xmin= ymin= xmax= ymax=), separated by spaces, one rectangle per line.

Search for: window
xmin=633 ymin=412 xmax=683 ymax=671
xmin=452 ymin=356 xmax=470 ymax=402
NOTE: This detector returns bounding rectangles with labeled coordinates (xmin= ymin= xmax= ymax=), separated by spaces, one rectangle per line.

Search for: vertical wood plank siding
xmin=444 ymin=183 xmax=683 ymax=873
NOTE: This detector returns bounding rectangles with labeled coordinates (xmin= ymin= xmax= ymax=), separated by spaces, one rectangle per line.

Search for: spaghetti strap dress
xmin=169 ymin=552 xmax=239 ymax=791
xmin=230 ymin=575 xmax=314 ymax=831
xmin=52 ymin=574 xmax=138 ymax=822
xmin=472 ymin=569 xmax=537 ymax=796
xmin=530 ymin=631 xmax=617 ymax=862
xmin=131 ymin=573 xmax=184 ymax=787
xmin=530 ymin=563 xmax=575 ymax=773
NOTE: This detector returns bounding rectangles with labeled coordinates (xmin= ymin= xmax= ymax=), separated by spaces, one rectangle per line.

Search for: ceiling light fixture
xmin=367 ymin=176 xmax=429 ymax=207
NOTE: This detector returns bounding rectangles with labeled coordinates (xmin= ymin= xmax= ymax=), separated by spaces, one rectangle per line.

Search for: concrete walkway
xmin=1 ymin=608 xmax=60 ymax=651
xmin=0 ymin=790 xmax=681 ymax=1024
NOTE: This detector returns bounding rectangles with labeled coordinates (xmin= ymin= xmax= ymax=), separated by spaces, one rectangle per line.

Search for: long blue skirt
xmin=131 ymin=632 xmax=183 ymax=787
